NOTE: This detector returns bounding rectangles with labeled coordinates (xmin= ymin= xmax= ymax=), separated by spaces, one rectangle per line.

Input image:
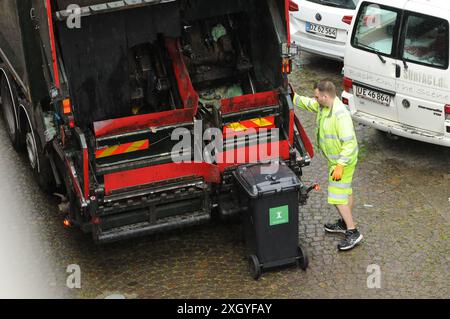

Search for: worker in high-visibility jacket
xmin=293 ymin=80 xmax=363 ymax=251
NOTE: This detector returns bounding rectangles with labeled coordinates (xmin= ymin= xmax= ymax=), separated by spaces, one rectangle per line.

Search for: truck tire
xmin=23 ymin=110 xmax=55 ymax=193
xmin=0 ymin=68 xmax=22 ymax=150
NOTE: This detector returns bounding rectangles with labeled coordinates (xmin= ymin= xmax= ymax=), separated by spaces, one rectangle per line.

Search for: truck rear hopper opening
xmin=55 ymin=0 xmax=285 ymax=129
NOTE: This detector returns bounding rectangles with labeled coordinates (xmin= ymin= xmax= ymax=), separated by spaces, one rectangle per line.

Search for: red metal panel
xmin=83 ymin=148 xmax=89 ymax=199
xmin=289 ymin=109 xmax=294 ymax=145
xmin=65 ymin=159 xmax=84 ymax=201
xmin=45 ymin=0 xmax=60 ymax=88
xmin=221 ymin=91 xmax=279 ymax=115
xmin=165 ymin=38 xmax=199 ymax=113
xmin=93 ymin=108 xmax=194 ymax=138
xmin=216 ymin=140 xmax=291 ymax=172
xmin=285 ymin=0 xmax=291 ymax=43
xmin=104 ymin=163 xmax=220 ymax=195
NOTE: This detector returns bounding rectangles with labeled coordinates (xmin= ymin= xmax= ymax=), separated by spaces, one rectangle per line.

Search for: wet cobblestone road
xmin=0 ymin=53 xmax=448 ymax=299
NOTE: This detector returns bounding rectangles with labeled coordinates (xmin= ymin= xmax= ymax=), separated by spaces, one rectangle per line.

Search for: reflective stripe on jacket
xmin=293 ymin=94 xmax=358 ymax=167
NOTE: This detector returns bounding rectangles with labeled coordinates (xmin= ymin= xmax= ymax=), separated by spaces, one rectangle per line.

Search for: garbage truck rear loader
xmin=0 ymin=0 xmax=314 ymax=243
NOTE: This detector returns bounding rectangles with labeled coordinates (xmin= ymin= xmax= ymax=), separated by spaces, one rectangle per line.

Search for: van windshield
xmin=306 ymin=0 xmax=360 ymax=10
xmin=352 ymin=3 xmax=399 ymax=56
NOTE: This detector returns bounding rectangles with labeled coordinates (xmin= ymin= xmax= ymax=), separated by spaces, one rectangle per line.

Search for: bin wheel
xmin=297 ymin=246 xmax=309 ymax=270
xmin=248 ymin=255 xmax=261 ymax=280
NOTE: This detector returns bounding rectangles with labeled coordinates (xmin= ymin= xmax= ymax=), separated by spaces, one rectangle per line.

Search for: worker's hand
xmin=331 ymin=164 xmax=344 ymax=181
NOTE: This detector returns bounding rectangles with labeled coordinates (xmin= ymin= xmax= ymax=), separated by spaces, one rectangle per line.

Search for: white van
xmin=342 ymin=0 xmax=450 ymax=147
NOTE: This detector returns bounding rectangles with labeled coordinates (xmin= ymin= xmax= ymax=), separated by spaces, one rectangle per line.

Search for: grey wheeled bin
xmin=234 ymin=162 xmax=309 ymax=280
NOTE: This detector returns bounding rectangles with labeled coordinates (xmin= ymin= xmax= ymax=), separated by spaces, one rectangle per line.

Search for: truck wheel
xmin=0 ymin=69 xmax=22 ymax=150
xmin=297 ymin=245 xmax=309 ymax=271
xmin=24 ymin=117 xmax=54 ymax=193
xmin=248 ymin=255 xmax=262 ymax=280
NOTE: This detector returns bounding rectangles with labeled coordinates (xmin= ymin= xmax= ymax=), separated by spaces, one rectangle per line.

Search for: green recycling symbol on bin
xmin=269 ymin=205 xmax=289 ymax=226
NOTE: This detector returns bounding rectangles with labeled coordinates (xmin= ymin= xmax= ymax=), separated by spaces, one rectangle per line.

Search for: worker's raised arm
xmin=293 ymin=93 xmax=320 ymax=113
xmin=335 ymin=110 xmax=358 ymax=167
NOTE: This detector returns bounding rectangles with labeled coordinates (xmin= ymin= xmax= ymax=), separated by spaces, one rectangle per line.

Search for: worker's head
xmin=314 ymin=80 xmax=336 ymax=108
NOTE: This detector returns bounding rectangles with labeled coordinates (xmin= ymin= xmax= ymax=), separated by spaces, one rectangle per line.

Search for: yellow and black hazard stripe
xmin=95 ymin=140 xmax=149 ymax=159
xmin=224 ymin=116 xmax=276 ymax=135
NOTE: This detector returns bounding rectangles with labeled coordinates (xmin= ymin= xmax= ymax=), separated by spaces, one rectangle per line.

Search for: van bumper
xmin=352 ymin=111 xmax=450 ymax=147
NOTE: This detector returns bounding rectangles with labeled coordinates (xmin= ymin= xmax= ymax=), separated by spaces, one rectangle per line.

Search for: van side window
xmin=352 ymin=3 xmax=399 ymax=56
xmin=402 ymin=14 xmax=449 ymax=69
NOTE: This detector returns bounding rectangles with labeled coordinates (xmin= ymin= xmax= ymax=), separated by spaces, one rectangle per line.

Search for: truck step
xmin=96 ymin=210 xmax=211 ymax=244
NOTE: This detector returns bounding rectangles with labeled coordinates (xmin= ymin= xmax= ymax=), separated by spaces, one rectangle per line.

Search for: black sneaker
xmin=338 ymin=229 xmax=363 ymax=251
xmin=324 ymin=219 xmax=347 ymax=234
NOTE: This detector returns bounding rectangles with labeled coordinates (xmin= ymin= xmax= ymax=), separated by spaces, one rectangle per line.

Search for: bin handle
xmin=305 ymin=184 xmax=320 ymax=194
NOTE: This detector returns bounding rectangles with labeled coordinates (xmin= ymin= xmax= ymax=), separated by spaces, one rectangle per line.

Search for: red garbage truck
xmin=0 ymin=0 xmax=314 ymax=243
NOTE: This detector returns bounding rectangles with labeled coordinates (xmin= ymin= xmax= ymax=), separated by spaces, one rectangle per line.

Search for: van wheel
xmin=0 ymin=68 xmax=22 ymax=150
xmin=24 ymin=118 xmax=54 ymax=193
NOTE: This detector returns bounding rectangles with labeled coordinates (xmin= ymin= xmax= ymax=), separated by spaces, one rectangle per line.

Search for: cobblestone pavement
xmin=0 ymin=52 xmax=448 ymax=299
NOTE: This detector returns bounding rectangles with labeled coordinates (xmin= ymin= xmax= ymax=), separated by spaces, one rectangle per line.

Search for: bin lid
xmin=234 ymin=162 xmax=301 ymax=198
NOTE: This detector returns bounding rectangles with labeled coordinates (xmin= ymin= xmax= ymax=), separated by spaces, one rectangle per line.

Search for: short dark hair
xmin=314 ymin=80 xmax=336 ymax=98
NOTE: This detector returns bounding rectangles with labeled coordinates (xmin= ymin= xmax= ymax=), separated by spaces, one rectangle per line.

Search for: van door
xmin=396 ymin=3 xmax=450 ymax=134
xmin=345 ymin=1 xmax=404 ymax=122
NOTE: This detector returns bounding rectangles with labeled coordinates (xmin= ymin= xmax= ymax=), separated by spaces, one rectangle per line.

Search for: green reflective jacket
xmin=293 ymin=94 xmax=358 ymax=167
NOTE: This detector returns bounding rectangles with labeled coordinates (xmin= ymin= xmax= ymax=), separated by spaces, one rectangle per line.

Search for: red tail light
xmin=62 ymin=98 xmax=72 ymax=115
xmin=289 ymin=0 xmax=299 ymax=11
xmin=343 ymin=76 xmax=353 ymax=93
xmin=63 ymin=218 xmax=72 ymax=228
xmin=342 ymin=15 xmax=353 ymax=25
xmin=446 ymin=104 xmax=450 ymax=133
xmin=68 ymin=115 xmax=75 ymax=129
